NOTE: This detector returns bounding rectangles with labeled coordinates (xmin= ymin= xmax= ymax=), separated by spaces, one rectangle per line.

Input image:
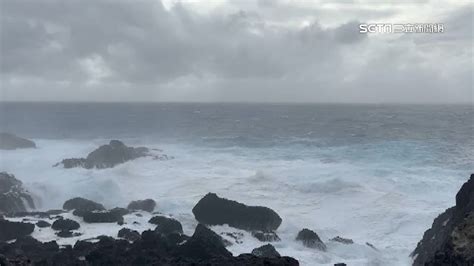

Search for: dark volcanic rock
xmin=330 ymin=236 xmax=354 ymax=244
xmin=0 ymin=172 xmax=35 ymax=214
xmin=127 ymin=199 xmax=156 ymax=212
xmin=0 ymin=223 xmax=300 ymax=265
xmin=109 ymin=207 xmax=129 ymax=216
xmin=251 ymin=244 xmax=281 ymax=258
xmin=55 ymin=140 xmax=155 ymax=169
xmin=36 ymin=220 xmax=51 ymax=228
xmin=118 ymin=228 xmax=140 ymax=242
xmin=412 ymin=174 xmax=474 ymax=265
xmin=149 ymin=216 xmax=183 ymax=235
xmin=82 ymin=210 xmax=124 ymax=224
xmin=252 ymin=231 xmax=281 ymax=242
xmin=192 ymin=193 xmax=282 ymax=231
xmin=178 ymin=224 xmax=232 ymax=260
xmin=0 ymin=133 xmax=36 ymax=150
xmin=0 ymin=220 xmax=35 ymax=241
xmin=296 ymin=228 xmax=327 ymax=251
xmin=51 ymin=219 xmax=80 ymax=231
xmin=56 ymin=230 xmax=81 ymax=238
xmin=63 ymin=197 xmax=105 ymax=213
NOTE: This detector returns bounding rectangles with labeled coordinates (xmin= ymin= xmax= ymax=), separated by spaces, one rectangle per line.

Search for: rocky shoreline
xmin=0 ymin=137 xmax=472 ymax=265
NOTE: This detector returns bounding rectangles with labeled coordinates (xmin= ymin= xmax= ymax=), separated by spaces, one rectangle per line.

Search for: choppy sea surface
xmin=1 ymin=102 xmax=473 ymax=265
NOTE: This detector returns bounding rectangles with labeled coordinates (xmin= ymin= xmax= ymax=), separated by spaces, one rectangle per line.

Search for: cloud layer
xmin=1 ymin=0 xmax=472 ymax=103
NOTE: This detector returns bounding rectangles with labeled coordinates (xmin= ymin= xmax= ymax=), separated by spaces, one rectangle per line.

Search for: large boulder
xmin=192 ymin=193 xmax=282 ymax=231
xmin=127 ymin=199 xmax=156 ymax=212
xmin=251 ymin=244 xmax=281 ymax=258
xmin=0 ymin=172 xmax=35 ymax=214
xmin=412 ymin=174 xmax=474 ymax=265
xmin=149 ymin=216 xmax=183 ymax=235
xmin=55 ymin=140 xmax=156 ymax=169
xmin=296 ymin=228 xmax=327 ymax=251
xmin=0 ymin=133 xmax=36 ymax=150
xmin=63 ymin=197 xmax=105 ymax=213
xmin=0 ymin=220 xmax=35 ymax=241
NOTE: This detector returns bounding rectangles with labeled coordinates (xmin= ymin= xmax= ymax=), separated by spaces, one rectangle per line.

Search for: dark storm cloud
xmin=0 ymin=0 xmax=472 ymax=103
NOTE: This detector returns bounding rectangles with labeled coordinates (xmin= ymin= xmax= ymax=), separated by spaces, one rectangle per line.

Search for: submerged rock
xmin=252 ymin=231 xmax=281 ymax=242
xmin=296 ymin=228 xmax=327 ymax=251
xmin=0 ymin=220 xmax=35 ymax=241
xmin=0 ymin=172 xmax=35 ymax=214
xmin=192 ymin=193 xmax=282 ymax=231
xmin=149 ymin=216 xmax=183 ymax=235
xmin=252 ymin=244 xmax=281 ymax=258
xmin=54 ymin=140 xmax=163 ymax=169
xmin=0 ymin=133 xmax=36 ymax=150
xmin=51 ymin=218 xmax=80 ymax=231
xmin=127 ymin=199 xmax=156 ymax=212
xmin=330 ymin=236 xmax=354 ymax=244
xmin=63 ymin=197 xmax=105 ymax=213
xmin=412 ymin=173 xmax=474 ymax=265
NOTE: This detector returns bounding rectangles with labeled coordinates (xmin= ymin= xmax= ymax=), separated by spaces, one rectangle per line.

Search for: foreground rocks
xmin=193 ymin=193 xmax=282 ymax=232
xmin=412 ymin=174 xmax=474 ymax=265
xmin=0 ymin=133 xmax=36 ymax=150
xmin=0 ymin=223 xmax=299 ymax=265
xmin=54 ymin=140 xmax=167 ymax=169
xmin=0 ymin=172 xmax=35 ymax=214
xmin=63 ymin=197 xmax=105 ymax=214
xmin=0 ymin=220 xmax=34 ymax=241
xmin=252 ymin=244 xmax=281 ymax=258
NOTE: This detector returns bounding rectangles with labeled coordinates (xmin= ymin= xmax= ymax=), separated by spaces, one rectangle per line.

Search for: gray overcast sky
xmin=0 ymin=0 xmax=472 ymax=103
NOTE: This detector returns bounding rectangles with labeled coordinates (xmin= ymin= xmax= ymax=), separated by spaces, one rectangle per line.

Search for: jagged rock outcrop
xmin=252 ymin=231 xmax=281 ymax=242
xmin=296 ymin=228 xmax=327 ymax=251
xmin=0 ymin=172 xmax=35 ymax=214
xmin=0 ymin=133 xmax=36 ymax=150
xmin=192 ymin=193 xmax=282 ymax=232
xmin=412 ymin=173 xmax=474 ymax=265
xmin=54 ymin=140 xmax=168 ymax=169
xmin=127 ymin=199 xmax=156 ymax=212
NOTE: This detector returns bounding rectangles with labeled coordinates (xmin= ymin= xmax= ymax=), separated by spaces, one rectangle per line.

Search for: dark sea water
xmin=0 ymin=102 xmax=473 ymax=265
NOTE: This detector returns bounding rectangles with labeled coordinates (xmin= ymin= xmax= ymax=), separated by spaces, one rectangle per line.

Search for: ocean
xmin=0 ymin=102 xmax=473 ymax=265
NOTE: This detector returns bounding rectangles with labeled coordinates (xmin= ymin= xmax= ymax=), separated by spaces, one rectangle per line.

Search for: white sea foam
xmin=0 ymin=138 xmax=469 ymax=265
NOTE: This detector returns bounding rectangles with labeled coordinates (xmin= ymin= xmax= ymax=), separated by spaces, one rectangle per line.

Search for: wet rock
xmin=177 ymin=224 xmax=233 ymax=260
xmin=296 ymin=228 xmax=327 ymax=251
xmin=0 ymin=220 xmax=35 ymax=241
xmin=109 ymin=207 xmax=129 ymax=216
xmin=334 ymin=263 xmax=347 ymax=266
xmin=221 ymin=232 xmax=245 ymax=244
xmin=149 ymin=216 xmax=183 ymax=235
xmin=192 ymin=193 xmax=282 ymax=231
xmin=366 ymin=242 xmax=377 ymax=250
xmin=251 ymin=244 xmax=281 ymax=258
xmin=82 ymin=210 xmax=124 ymax=224
xmin=55 ymin=140 xmax=158 ymax=169
xmin=412 ymin=173 xmax=474 ymax=265
xmin=36 ymin=220 xmax=51 ymax=228
xmin=56 ymin=230 xmax=81 ymax=238
xmin=63 ymin=197 xmax=105 ymax=213
xmin=330 ymin=236 xmax=354 ymax=244
xmin=127 ymin=199 xmax=156 ymax=212
xmin=0 ymin=133 xmax=36 ymax=150
xmin=252 ymin=231 xmax=281 ymax=242
xmin=0 ymin=172 xmax=35 ymax=214
xmin=51 ymin=218 xmax=80 ymax=231
xmin=118 ymin=228 xmax=140 ymax=242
